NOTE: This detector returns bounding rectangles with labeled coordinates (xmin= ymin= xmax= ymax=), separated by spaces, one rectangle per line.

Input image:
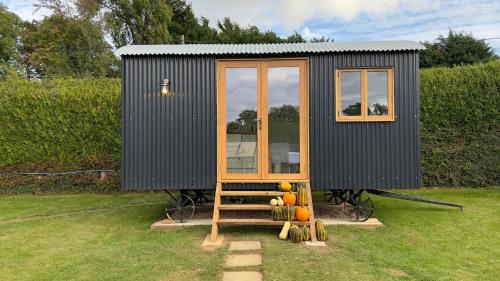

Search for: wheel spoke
xmin=360 ymin=198 xmax=370 ymax=206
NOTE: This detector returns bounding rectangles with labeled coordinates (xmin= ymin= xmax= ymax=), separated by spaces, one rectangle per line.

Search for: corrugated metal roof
xmin=117 ymin=40 xmax=425 ymax=56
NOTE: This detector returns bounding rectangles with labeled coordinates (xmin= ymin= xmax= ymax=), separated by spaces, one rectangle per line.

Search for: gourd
xmin=296 ymin=183 xmax=307 ymax=206
xmin=277 ymin=196 xmax=284 ymax=206
xmin=279 ymin=221 xmax=291 ymax=240
xmin=283 ymin=205 xmax=296 ymax=221
xmin=271 ymin=206 xmax=282 ymax=221
xmin=315 ymin=220 xmax=328 ymax=241
xmin=278 ymin=181 xmax=292 ymax=192
xmin=283 ymin=192 xmax=296 ymax=206
xmin=270 ymin=199 xmax=278 ymax=206
xmin=289 ymin=225 xmax=303 ymax=243
xmin=301 ymin=225 xmax=311 ymax=241
xmin=295 ymin=206 xmax=310 ymax=222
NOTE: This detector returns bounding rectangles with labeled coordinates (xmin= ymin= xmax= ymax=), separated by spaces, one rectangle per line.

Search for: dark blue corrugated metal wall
xmin=309 ymin=52 xmax=421 ymax=189
xmin=122 ymin=56 xmax=217 ymax=190
xmin=121 ymin=52 xmax=421 ymax=190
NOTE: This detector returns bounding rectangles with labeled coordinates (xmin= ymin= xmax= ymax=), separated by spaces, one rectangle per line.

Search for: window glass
xmin=226 ymin=67 xmax=258 ymax=174
xmin=341 ymin=72 xmax=362 ymax=116
xmin=267 ymin=67 xmax=300 ymax=174
xmin=367 ymin=71 xmax=388 ymax=115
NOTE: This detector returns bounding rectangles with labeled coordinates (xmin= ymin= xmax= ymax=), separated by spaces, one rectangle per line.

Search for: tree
xmin=342 ymin=103 xmax=361 ymax=116
xmin=286 ymin=32 xmax=306 ymax=43
xmin=21 ymin=14 xmax=118 ymax=78
xmin=103 ymin=0 xmax=172 ymax=47
xmin=0 ymin=4 xmax=22 ymax=64
xmin=216 ymin=17 xmax=304 ymax=44
xmin=420 ymin=30 xmax=497 ymax=68
xmin=309 ymin=36 xmax=332 ymax=42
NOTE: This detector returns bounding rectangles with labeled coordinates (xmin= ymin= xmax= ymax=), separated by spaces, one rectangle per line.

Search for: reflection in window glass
xmin=226 ymin=68 xmax=258 ymax=174
xmin=341 ymin=72 xmax=362 ymax=116
xmin=267 ymin=67 xmax=300 ymax=174
xmin=367 ymin=71 xmax=388 ymax=115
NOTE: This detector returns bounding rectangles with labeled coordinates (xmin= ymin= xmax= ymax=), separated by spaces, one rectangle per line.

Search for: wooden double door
xmin=217 ymin=59 xmax=309 ymax=182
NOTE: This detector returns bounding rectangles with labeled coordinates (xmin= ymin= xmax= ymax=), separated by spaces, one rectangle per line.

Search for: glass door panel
xmin=225 ymin=67 xmax=259 ymax=174
xmin=218 ymin=59 xmax=307 ymax=181
xmin=266 ymin=66 xmax=301 ymax=175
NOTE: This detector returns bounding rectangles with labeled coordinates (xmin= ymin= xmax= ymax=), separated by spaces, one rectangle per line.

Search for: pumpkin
xmin=315 ymin=220 xmax=328 ymax=241
xmin=279 ymin=221 xmax=291 ymax=240
xmin=283 ymin=192 xmax=296 ymax=206
xmin=301 ymin=225 xmax=311 ymax=241
xmin=296 ymin=184 xmax=307 ymax=206
xmin=295 ymin=206 xmax=310 ymax=221
xmin=278 ymin=181 xmax=292 ymax=192
xmin=289 ymin=225 xmax=302 ymax=243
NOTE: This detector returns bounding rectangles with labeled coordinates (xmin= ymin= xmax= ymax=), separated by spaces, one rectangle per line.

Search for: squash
xmin=283 ymin=192 xmax=296 ymax=206
xmin=283 ymin=205 xmax=296 ymax=221
xmin=270 ymin=199 xmax=278 ymax=206
xmin=301 ymin=225 xmax=311 ymax=241
xmin=271 ymin=206 xmax=282 ymax=221
xmin=295 ymin=206 xmax=310 ymax=222
xmin=279 ymin=221 xmax=291 ymax=240
xmin=315 ymin=220 xmax=328 ymax=241
xmin=278 ymin=181 xmax=292 ymax=192
xmin=296 ymin=183 xmax=307 ymax=206
xmin=277 ymin=196 xmax=284 ymax=206
xmin=289 ymin=225 xmax=302 ymax=243
xmin=317 ymin=228 xmax=328 ymax=241
xmin=315 ymin=219 xmax=325 ymax=229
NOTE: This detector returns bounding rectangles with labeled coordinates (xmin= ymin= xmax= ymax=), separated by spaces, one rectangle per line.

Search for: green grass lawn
xmin=0 ymin=188 xmax=498 ymax=281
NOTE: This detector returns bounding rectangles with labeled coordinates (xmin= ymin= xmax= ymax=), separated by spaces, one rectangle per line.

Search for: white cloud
xmin=301 ymin=27 xmax=322 ymax=40
xmin=190 ymin=0 xmax=440 ymax=31
xmin=3 ymin=0 xmax=51 ymax=21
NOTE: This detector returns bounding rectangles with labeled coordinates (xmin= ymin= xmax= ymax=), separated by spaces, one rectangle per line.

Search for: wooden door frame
xmin=217 ymin=58 xmax=309 ymax=183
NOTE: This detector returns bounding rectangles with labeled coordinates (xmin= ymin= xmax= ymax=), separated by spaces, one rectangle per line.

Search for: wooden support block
xmin=305 ymin=182 xmax=318 ymax=242
xmin=210 ymin=182 xmax=222 ymax=242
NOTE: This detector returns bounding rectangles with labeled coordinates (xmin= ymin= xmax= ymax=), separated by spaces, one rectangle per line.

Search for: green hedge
xmin=420 ymin=61 xmax=500 ymax=187
xmin=0 ymin=78 xmax=121 ymax=170
xmin=0 ymin=62 xmax=498 ymax=192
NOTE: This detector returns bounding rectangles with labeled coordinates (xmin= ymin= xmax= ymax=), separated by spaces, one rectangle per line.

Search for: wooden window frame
xmin=216 ymin=58 xmax=309 ymax=183
xmin=335 ymin=68 xmax=394 ymax=122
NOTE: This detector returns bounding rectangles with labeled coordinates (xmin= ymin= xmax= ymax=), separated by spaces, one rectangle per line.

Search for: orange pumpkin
xmin=283 ymin=192 xmax=296 ymax=206
xmin=295 ymin=206 xmax=310 ymax=221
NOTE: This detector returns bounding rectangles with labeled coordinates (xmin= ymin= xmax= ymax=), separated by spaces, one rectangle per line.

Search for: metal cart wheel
xmin=347 ymin=190 xmax=374 ymax=222
xmin=325 ymin=189 xmax=348 ymax=205
xmin=165 ymin=191 xmax=195 ymax=223
xmin=189 ymin=190 xmax=212 ymax=206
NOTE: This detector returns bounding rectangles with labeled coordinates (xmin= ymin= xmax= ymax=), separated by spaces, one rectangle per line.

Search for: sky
xmin=4 ymin=0 xmax=500 ymax=54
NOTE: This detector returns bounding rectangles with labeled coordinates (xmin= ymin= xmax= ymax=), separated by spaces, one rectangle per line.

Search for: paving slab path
xmin=222 ymin=240 xmax=263 ymax=281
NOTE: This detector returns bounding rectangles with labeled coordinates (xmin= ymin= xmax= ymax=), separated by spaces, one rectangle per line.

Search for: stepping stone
xmin=229 ymin=241 xmax=261 ymax=251
xmin=222 ymin=271 xmax=262 ymax=281
xmin=225 ymin=254 xmax=262 ymax=267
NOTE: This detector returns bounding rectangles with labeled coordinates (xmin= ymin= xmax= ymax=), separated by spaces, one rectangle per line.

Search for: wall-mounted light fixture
xmin=161 ymin=79 xmax=170 ymax=96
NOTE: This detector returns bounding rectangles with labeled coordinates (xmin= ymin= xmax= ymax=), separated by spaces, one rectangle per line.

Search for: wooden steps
xmin=220 ymin=191 xmax=295 ymax=197
xmin=210 ymin=182 xmax=317 ymax=243
xmin=218 ymin=204 xmax=272 ymax=211
xmin=218 ymin=218 xmax=310 ymax=226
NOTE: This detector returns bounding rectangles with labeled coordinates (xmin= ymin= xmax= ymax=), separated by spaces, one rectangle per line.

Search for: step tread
xmin=220 ymin=191 xmax=295 ymax=197
xmin=217 ymin=218 xmax=310 ymax=225
xmin=218 ymin=204 xmax=272 ymax=210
